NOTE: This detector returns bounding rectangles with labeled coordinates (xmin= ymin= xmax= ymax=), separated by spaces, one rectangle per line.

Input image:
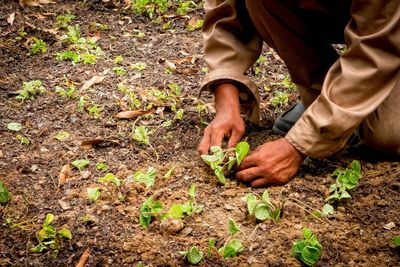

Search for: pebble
xmin=101 ymin=205 xmax=112 ymax=211
xmin=81 ymin=170 xmax=91 ymax=179
xmin=58 ymin=200 xmax=71 ymax=210
xmin=383 ymin=222 xmax=395 ymax=230
xmin=294 ymin=224 xmax=303 ymax=230
xmin=40 ymin=147 xmax=49 ymax=153
xmin=159 ymin=218 xmax=185 ymax=234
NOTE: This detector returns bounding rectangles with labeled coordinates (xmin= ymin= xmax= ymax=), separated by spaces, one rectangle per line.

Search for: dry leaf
xmin=75 ymin=249 xmax=90 ymax=267
xmin=170 ymin=55 xmax=201 ymax=65
xmin=7 ymin=13 xmax=15 ymax=25
xmin=80 ymin=75 xmax=106 ymax=91
xmin=114 ymin=110 xmax=152 ymax=119
xmin=164 ymin=59 xmax=176 ymax=72
xmin=58 ymin=164 xmax=71 ymax=185
xmin=19 ymin=0 xmax=56 ymax=7
xmin=80 ymin=139 xmax=105 ymax=148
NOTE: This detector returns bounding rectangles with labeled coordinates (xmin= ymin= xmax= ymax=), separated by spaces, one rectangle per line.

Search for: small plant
xmin=325 ymin=160 xmax=362 ymax=204
xmin=179 ymin=246 xmax=204 ymax=265
xmin=243 ymin=190 xmax=281 ymax=223
xmin=16 ymin=134 xmax=29 ymax=145
xmin=55 ymin=14 xmax=75 ymax=29
xmin=0 ymin=181 xmax=11 ymax=204
xmin=61 ymin=25 xmax=82 ymax=44
xmin=113 ymin=67 xmax=127 ymax=76
xmin=133 ymin=167 xmax=157 ymax=188
xmin=30 ymin=38 xmax=47 ymax=55
xmin=292 ymin=227 xmax=323 ymax=266
xmin=186 ymin=18 xmax=204 ymax=32
xmin=96 ymin=162 xmax=109 ymax=171
xmin=163 ymin=184 xmax=203 ymax=220
xmin=393 ymin=236 xmax=400 ymax=246
xmin=114 ymin=55 xmax=124 ymax=64
xmin=56 ymin=50 xmax=80 ymax=65
xmin=87 ymin=188 xmax=101 ymax=202
xmin=56 ymin=83 xmax=76 ymax=99
xmin=81 ymin=53 xmax=97 ymax=64
xmin=7 ymin=122 xmax=22 ymax=131
xmin=87 ymin=104 xmax=102 ymax=118
xmin=201 ymin=141 xmax=250 ymax=184
xmin=139 ymin=196 xmax=163 ymax=228
xmin=98 ymin=173 xmax=126 ymax=202
xmin=76 ymin=96 xmax=87 ymax=112
xmin=270 ymin=91 xmax=289 ymax=109
xmin=54 ymin=131 xmax=70 ymax=141
xmin=217 ymin=218 xmax=244 ymax=258
xmin=131 ymin=62 xmax=147 ymax=71
xmin=30 ymin=214 xmax=72 ymax=256
xmin=16 ymin=80 xmax=45 ymax=101
xmin=132 ymin=125 xmax=159 ymax=160
xmin=71 ymin=159 xmax=90 ymax=171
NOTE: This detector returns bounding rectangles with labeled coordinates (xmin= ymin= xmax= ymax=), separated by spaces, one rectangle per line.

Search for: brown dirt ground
xmin=0 ymin=1 xmax=399 ymax=266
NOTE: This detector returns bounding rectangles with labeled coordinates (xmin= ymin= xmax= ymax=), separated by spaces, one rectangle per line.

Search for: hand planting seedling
xmin=179 ymin=246 xmax=204 ymax=265
xmin=30 ymin=213 xmax=72 ymax=257
xmin=243 ymin=190 xmax=281 ymax=223
xmin=292 ymin=227 xmax=323 ymax=266
xmin=0 ymin=181 xmax=11 ymax=204
xmin=139 ymin=196 xmax=163 ymax=228
xmin=325 ymin=160 xmax=362 ymax=204
xmin=201 ymin=141 xmax=250 ymax=184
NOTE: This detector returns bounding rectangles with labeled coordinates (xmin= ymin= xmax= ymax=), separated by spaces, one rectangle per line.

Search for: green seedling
xmin=243 ymin=190 xmax=281 ymax=223
xmin=163 ymin=166 xmax=175 ymax=179
xmin=325 ymin=160 xmax=362 ymax=203
xmin=270 ymin=75 xmax=296 ymax=91
xmin=90 ymin=22 xmax=109 ymax=31
xmin=30 ymin=38 xmax=47 ymax=55
xmin=55 ymin=14 xmax=75 ymax=29
xmin=393 ymin=236 xmax=400 ymax=246
xmin=186 ymin=18 xmax=204 ymax=32
xmin=179 ymin=246 xmax=204 ymax=265
xmin=117 ymin=83 xmax=141 ymax=108
xmin=270 ymin=90 xmax=289 ymax=109
xmin=96 ymin=162 xmax=109 ymax=171
xmin=56 ymin=84 xmax=76 ymax=98
xmin=87 ymin=188 xmax=101 ymax=202
xmin=61 ymin=25 xmax=83 ymax=44
xmin=71 ymin=159 xmax=89 ymax=171
xmin=87 ymin=104 xmax=102 ymax=118
xmin=81 ymin=53 xmax=97 ymax=64
xmin=252 ymin=56 xmax=266 ymax=76
xmin=7 ymin=122 xmax=22 ymax=131
xmin=139 ymin=196 xmax=163 ymax=228
xmin=16 ymin=80 xmax=45 ymax=101
xmin=292 ymin=227 xmax=323 ymax=266
xmin=163 ymin=184 xmax=203 ymax=220
xmin=76 ymin=96 xmax=87 ymax=112
xmin=114 ymin=55 xmax=124 ymax=64
xmin=56 ymin=50 xmax=80 ymax=65
xmin=132 ymin=125 xmax=159 ymax=160
xmin=0 ymin=181 xmax=11 ymax=204
xmin=133 ymin=167 xmax=157 ymax=188
xmin=201 ymin=141 xmax=250 ymax=184
xmin=217 ymin=218 xmax=244 ymax=258
xmin=30 ymin=213 xmax=72 ymax=256
xmin=113 ymin=67 xmax=127 ymax=76
xmin=16 ymin=134 xmax=29 ymax=145
xmin=174 ymin=109 xmax=184 ymax=120
xmin=54 ymin=131 xmax=70 ymax=141
xmin=15 ymin=28 xmax=27 ymax=41
xmin=176 ymin=1 xmax=195 ymax=15
xmin=98 ymin=173 xmax=126 ymax=202
xmin=131 ymin=62 xmax=147 ymax=71
xmin=132 ymin=29 xmax=145 ymax=38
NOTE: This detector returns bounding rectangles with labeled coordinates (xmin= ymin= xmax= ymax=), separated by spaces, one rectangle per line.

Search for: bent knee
xmin=361 ymin=123 xmax=400 ymax=156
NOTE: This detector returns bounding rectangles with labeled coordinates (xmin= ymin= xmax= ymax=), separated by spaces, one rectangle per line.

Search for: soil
xmin=0 ymin=1 xmax=399 ymax=266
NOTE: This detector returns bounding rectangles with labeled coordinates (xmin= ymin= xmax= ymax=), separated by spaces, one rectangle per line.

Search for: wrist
xmin=214 ymin=83 xmax=241 ymax=113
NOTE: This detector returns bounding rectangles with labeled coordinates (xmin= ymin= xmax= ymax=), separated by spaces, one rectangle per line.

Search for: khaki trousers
xmin=245 ymin=0 xmax=400 ymax=155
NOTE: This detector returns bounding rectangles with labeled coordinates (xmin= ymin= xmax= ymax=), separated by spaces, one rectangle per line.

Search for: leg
xmin=245 ymin=0 xmax=351 ymax=103
xmin=360 ymin=78 xmax=400 ymax=156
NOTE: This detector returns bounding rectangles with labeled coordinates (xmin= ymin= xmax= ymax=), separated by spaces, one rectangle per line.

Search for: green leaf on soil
xmin=16 ymin=134 xmax=30 ymax=145
xmin=393 ymin=236 xmax=400 ymax=246
xmin=134 ymin=167 xmax=156 ymax=188
xmin=322 ymin=204 xmax=334 ymax=216
xmin=71 ymin=159 xmax=90 ymax=171
xmin=54 ymin=131 xmax=70 ymax=141
xmin=139 ymin=196 xmax=163 ymax=228
xmin=7 ymin=122 xmax=22 ymax=131
xmin=0 ymin=181 xmax=12 ymax=204
xmin=228 ymin=217 xmax=241 ymax=235
xmin=87 ymin=188 xmax=101 ymax=202
xmin=98 ymin=173 xmax=122 ymax=187
xmin=292 ymin=227 xmax=322 ymax=266
xmin=218 ymin=239 xmax=243 ymax=258
xmin=235 ymin=141 xmax=250 ymax=166
xmin=58 ymin=228 xmax=72 ymax=239
xmin=185 ymin=246 xmax=204 ymax=264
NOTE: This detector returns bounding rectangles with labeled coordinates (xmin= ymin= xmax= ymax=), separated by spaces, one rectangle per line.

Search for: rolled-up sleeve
xmin=286 ymin=0 xmax=400 ymax=158
xmin=201 ymin=0 xmax=263 ymax=123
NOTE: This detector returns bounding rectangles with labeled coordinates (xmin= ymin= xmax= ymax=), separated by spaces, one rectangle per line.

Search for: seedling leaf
xmin=254 ymin=203 xmax=271 ymax=221
xmin=218 ymin=239 xmax=243 ymax=258
xmin=0 ymin=181 xmax=11 ymax=204
xmin=393 ymin=236 xmax=400 ymax=246
xmin=186 ymin=246 xmax=203 ymax=264
xmin=235 ymin=141 xmax=249 ymax=166
xmin=87 ymin=188 xmax=101 ymax=202
xmin=58 ymin=228 xmax=72 ymax=239
xmin=292 ymin=227 xmax=322 ymax=266
xmin=322 ymin=204 xmax=334 ymax=216
xmin=7 ymin=122 xmax=22 ymax=131
xmin=72 ymin=160 xmax=90 ymax=171
xmin=228 ymin=218 xmax=241 ymax=235
xmin=134 ymin=167 xmax=156 ymax=188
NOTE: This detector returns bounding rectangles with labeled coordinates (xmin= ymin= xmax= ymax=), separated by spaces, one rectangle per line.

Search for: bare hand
xmin=198 ymin=84 xmax=245 ymax=155
xmin=236 ymin=138 xmax=306 ymax=187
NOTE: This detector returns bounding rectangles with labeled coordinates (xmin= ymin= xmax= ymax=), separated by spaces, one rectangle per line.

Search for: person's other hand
xmin=236 ymin=138 xmax=306 ymax=187
xmin=198 ymin=83 xmax=245 ymax=155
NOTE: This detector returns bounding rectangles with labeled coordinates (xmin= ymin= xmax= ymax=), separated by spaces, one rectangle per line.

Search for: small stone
xmin=159 ymin=218 xmax=185 ymax=234
xmin=294 ymin=224 xmax=303 ymax=230
xmin=40 ymin=147 xmax=49 ymax=153
xmin=224 ymin=204 xmax=235 ymax=211
xmin=122 ymin=242 xmax=133 ymax=251
xmin=81 ymin=170 xmax=91 ymax=179
xmin=58 ymin=200 xmax=71 ymax=210
xmin=30 ymin=165 xmax=38 ymax=172
xmin=101 ymin=205 xmax=112 ymax=211
xmin=383 ymin=222 xmax=395 ymax=230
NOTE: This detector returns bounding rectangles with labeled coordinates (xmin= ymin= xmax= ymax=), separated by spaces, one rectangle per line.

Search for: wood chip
xmin=19 ymin=0 xmax=56 ymax=7
xmin=80 ymin=75 xmax=106 ymax=91
xmin=7 ymin=13 xmax=15 ymax=25
xmin=75 ymin=249 xmax=90 ymax=267
xmin=114 ymin=110 xmax=152 ymax=119
xmin=58 ymin=164 xmax=71 ymax=185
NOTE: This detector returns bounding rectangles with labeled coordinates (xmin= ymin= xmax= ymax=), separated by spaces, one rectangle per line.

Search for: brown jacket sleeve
xmin=200 ymin=0 xmax=262 ymax=123
xmin=286 ymin=0 xmax=400 ymax=158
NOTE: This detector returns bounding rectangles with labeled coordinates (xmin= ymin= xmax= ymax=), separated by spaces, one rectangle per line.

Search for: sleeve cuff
xmin=199 ymin=69 xmax=260 ymax=124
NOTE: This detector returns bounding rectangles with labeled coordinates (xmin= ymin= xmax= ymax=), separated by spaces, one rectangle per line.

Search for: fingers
xmin=236 ymin=167 xmax=261 ymax=182
xmin=197 ymin=129 xmax=211 ymax=155
xmin=210 ymin=130 xmax=225 ymax=148
xmin=237 ymin=153 xmax=258 ymax=170
xmin=250 ymin=178 xmax=271 ymax=188
xmin=227 ymin=128 xmax=243 ymax=148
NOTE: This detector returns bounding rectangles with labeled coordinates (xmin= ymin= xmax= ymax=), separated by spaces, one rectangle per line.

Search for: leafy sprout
xmin=243 ymin=190 xmax=281 ymax=223
xmin=179 ymin=246 xmax=204 ymax=265
xmin=292 ymin=227 xmax=323 ymax=266
xmin=139 ymin=196 xmax=163 ymax=228
xmin=7 ymin=122 xmax=22 ymax=131
xmin=87 ymin=188 xmax=101 ymax=202
xmin=133 ymin=167 xmax=157 ymax=188
xmin=16 ymin=80 xmax=45 ymax=101
xmin=0 ymin=181 xmax=11 ymax=204
xmin=71 ymin=159 xmax=90 ymax=171
xmin=201 ymin=141 xmax=250 ymax=184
